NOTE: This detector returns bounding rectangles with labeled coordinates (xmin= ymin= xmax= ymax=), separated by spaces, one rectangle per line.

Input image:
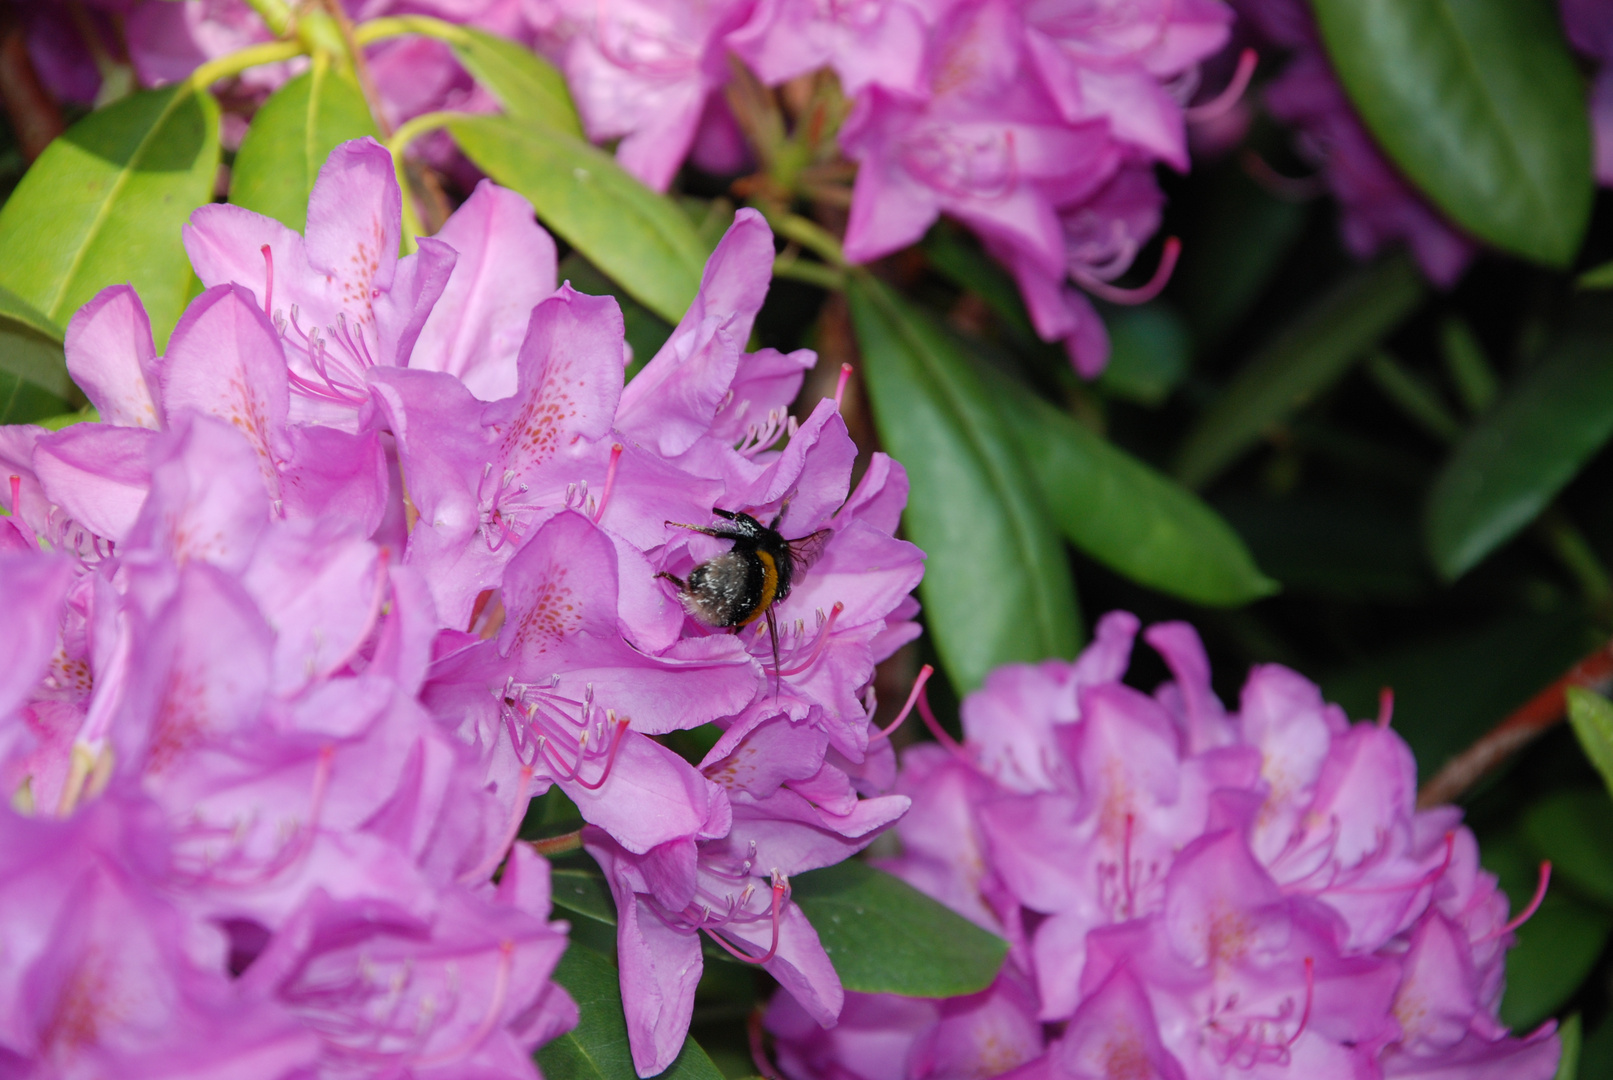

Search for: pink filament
xmin=776 ymin=602 xmax=844 ymax=676
xmin=413 ymin=941 xmax=515 ymax=1067
xmin=916 ymin=683 xmax=969 ymax=758
xmin=457 ymin=765 xmax=536 ymax=885
xmin=540 ymin=716 xmax=630 ymax=791
xmin=1121 ymin=812 xmax=1137 ymax=918
xmin=592 ymin=444 xmax=623 ymax=524
xmin=1377 ymin=687 xmax=1395 ymax=728
xmin=260 ymin=244 xmax=275 ymax=317
xmin=1074 ymin=237 xmax=1180 ymax=304
xmin=872 ymin=664 xmax=935 ymax=740
xmin=1283 ymin=957 xmax=1316 ymax=1049
xmin=1485 ymin=862 xmax=1551 ymax=941
xmin=8 ymin=475 xmax=19 ymax=514
xmin=705 ymin=874 xmax=787 ymax=965
xmin=833 ymin=364 xmax=853 ymax=412
xmin=1186 ymin=48 xmax=1258 ymax=123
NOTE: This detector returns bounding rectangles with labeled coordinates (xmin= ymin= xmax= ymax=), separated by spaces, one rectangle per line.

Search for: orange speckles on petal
xmin=514 ymin=566 xmax=582 ymax=654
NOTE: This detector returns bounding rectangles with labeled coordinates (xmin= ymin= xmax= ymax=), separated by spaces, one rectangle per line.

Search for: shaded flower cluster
xmin=531 ymin=0 xmax=1245 ymax=376
xmin=766 ymin=611 xmax=1561 ymax=1080
xmin=0 ymin=138 xmax=923 ymax=1078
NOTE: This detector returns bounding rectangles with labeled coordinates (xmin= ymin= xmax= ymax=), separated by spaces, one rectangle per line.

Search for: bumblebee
xmin=660 ymin=509 xmax=831 ymax=664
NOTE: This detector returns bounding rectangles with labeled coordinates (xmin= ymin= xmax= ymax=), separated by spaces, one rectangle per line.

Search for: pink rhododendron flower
xmin=2 ymin=137 xmax=924 ymax=1079
xmin=765 ymin=612 xmax=1561 ymax=1080
xmin=1230 ymin=0 xmax=1476 ymax=286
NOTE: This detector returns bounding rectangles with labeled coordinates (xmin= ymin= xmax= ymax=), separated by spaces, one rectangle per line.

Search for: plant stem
xmin=773 ymin=256 xmax=844 ymax=291
xmin=352 ymin=13 xmax=467 ymax=47
xmin=530 ymin=830 xmax=583 ymax=856
xmin=386 ymin=110 xmax=464 ymax=250
xmin=757 ymin=207 xmax=845 ymax=267
xmin=240 ymin=0 xmax=295 ymax=35
xmin=189 ymin=39 xmax=305 ymax=90
xmin=1537 ymin=507 xmax=1613 ymax=615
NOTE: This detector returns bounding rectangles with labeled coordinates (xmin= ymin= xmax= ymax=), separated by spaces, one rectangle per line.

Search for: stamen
xmin=704 ymin=870 xmax=788 ymax=965
xmin=776 ymin=602 xmax=843 ymax=676
xmin=592 ymin=444 xmax=623 ymax=524
xmin=1483 ymin=862 xmax=1551 ymax=941
xmin=539 ymin=715 xmax=631 ymax=790
xmin=1283 ymin=957 xmax=1315 ymax=1049
xmin=8 ymin=475 xmax=19 ymax=514
xmin=1240 ymin=151 xmax=1327 ymax=202
xmin=916 ymin=682 xmax=970 ymax=759
xmin=871 ymin=664 xmax=934 ymax=740
xmin=1186 ymin=48 xmax=1257 ymax=123
xmin=748 ymin=1009 xmax=782 ymax=1080
xmin=1377 ymin=687 xmax=1394 ymax=728
xmin=833 ymin=363 xmax=853 ymax=412
xmin=1121 ymin=812 xmax=1136 ymax=917
xmin=1073 ymin=237 xmax=1180 ymax=304
xmin=260 ymin=244 xmax=275 ymax=317
xmin=412 ymin=941 xmax=514 ymax=1067
xmin=457 ymin=766 xmax=535 ymax=885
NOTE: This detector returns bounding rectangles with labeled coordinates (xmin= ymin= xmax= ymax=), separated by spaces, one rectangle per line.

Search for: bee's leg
xmin=655 ymin=571 xmax=688 ymax=589
xmin=766 ymin=607 xmax=781 ymax=699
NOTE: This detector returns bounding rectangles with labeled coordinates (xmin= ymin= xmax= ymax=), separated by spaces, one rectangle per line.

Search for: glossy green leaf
xmin=847 ymin=272 xmax=1080 ymax=693
xmin=538 ymin=944 xmax=724 ymax=1080
xmin=1096 ymin=303 xmax=1191 ymax=407
xmin=986 ymin=370 xmax=1276 ymax=606
xmin=448 ymin=114 xmax=706 ymax=325
xmin=0 ymin=283 xmax=75 ymax=421
xmin=1486 ymin=831 xmax=1613 ymax=1030
xmin=1521 ymin=789 xmax=1613 ymax=908
xmin=1312 ymin=0 xmax=1592 ymax=266
xmin=1174 ymin=256 xmax=1424 ymax=490
xmin=0 ymin=83 xmax=221 ymax=347
xmin=445 ymin=26 xmax=582 ymax=135
xmin=791 ymin=861 xmax=1007 ymax=997
xmin=229 ymin=57 xmax=379 ymax=232
xmin=1580 ymin=260 xmax=1613 ymax=290
xmin=0 ymin=284 xmax=62 ymax=340
xmin=550 ymin=867 xmax=618 ymax=927
xmin=1567 ymin=687 xmax=1613 ymax=802
xmin=1557 ymin=1014 xmax=1582 ymax=1080
xmin=1426 ymin=300 xmax=1613 ymax=580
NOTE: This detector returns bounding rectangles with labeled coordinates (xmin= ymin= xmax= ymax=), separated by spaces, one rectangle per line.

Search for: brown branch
xmin=0 ymin=5 xmax=64 ymax=161
xmin=1417 ymin=637 xmax=1613 ymax=808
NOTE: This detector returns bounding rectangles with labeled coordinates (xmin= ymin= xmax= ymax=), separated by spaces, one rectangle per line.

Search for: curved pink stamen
xmin=1187 ymin=48 xmax=1258 ymax=123
xmin=916 ymin=683 xmax=970 ymax=759
xmin=1074 ymin=237 xmax=1180 ymax=304
xmin=1484 ymin=862 xmax=1551 ymax=941
xmin=1377 ymin=687 xmax=1395 ymax=728
xmin=592 ymin=444 xmax=623 ymax=524
xmin=1283 ymin=957 xmax=1315 ymax=1049
xmin=1241 ymin=151 xmax=1327 ymax=202
xmin=541 ymin=716 xmax=630 ymax=791
xmin=705 ymin=873 xmax=788 ymax=965
xmin=413 ymin=941 xmax=514 ymax=1067
xmin=872 ymin=665 xmax=935 ymax=741
xmin=833 ymin=364 xmax=853 ymax=412
xmin=260 ymin=244 xmax=275 ymax=317
xmin=457 ymin=766 xmax=535 ymax=885
xmin=776 ymin=602 xmax=844 ymax=676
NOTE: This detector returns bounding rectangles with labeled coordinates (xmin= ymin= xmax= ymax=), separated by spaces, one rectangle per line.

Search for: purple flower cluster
xmin=0 ymin=138 xmax=923 ymax=1078
xmin=532 ymin=0 xmax=1245 ymax=376
xmin=1229 ymin=0 xmax=1477 ymax=288
xmin=766 ymin=612 xmax=1562 ymax=1080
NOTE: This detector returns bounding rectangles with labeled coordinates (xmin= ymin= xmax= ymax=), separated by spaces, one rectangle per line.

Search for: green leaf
xmin=1218 ymin=491 xmax=1425 ymax=602
xmin=986 ymin=370 xmax=1276 ymax=606
xmin=1521 ymin=789 xmax=1613 ymax=908
xmin=0 ymin=83 xmax=221 ymax=347
xmin=1485 ymin=830 xmax=1613 ymax=1030
xmin=229 ymin=57 xmax=379 ymax=232
xmin=1095 ymin=303 xmax=1190 ymax=407
xmin=1425 ymin=300 xmax=1613 ymax=580
xmin=1174 ymin=256 xmax=1425 ymax=490
xmin=538 ymin=944 xmax=725 ymax=1080
xmin=847 ymin=272 xmax=1080 ymax=693
xmin=0 ymin=283 xmax=76 ymax=420
xmin=1580 ymin=259 xmax=1613 ymax=290
xmin=444 ymin=26 xmax=582 ymax=135
xmin=1311 ymin=0 xmax=1592 ymax=267
xmin=1558 ymin=1014 xmax=1582 ymax=1080
xmin=550 ymin=867 xmax=619 ymax=927
xmin=1566 ymin=687 xmax=1613 ymax=803
xmin=448 ymin=114 xmax=706 ymax=325
xmin=0 ymin=283 xmax=63 ymax=340
xmin=790 ymin=861 xmax=1007 ymax=997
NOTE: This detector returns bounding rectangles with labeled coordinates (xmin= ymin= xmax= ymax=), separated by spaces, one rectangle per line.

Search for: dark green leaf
xmin=1426 ymin=300 xmax=1613 ymax=580
xmin=0 ymin=83 xmax=221 ymax=347
xmin=448 ymin=114 xmax=706 ymax=325
xmin=1580 ymin=260 xmax=1613 ymax=290
xmin=986 ymin=370 xmax=1276 ymax=606
xmin=790 ymin=860 xmax=1007 ymax=997
xmin=229 ymin=57 xmax=379 ymax=232
xmin=444 ymin=26 xmax=582 ymax=135
xmin=0 ymin=282 xmax=75 ymax=416
xmin=550 ymin=867 xmax=618 ymax=927
xmin=847 ymin=272 xmax=1080 ymax=692
xmin=1174 ymin=256 xmax=1424 ymax=490
xmin=1521 ymin=789 xmax=1613 ymax=908
xmin=1557 ymin=1014 xmax=1582 ymax=1080
xmin=1567 ymin=688 xmax=1613 ymax=803
xmin=1217 ymin=491 xmax=1425 ymax=602
xmin=1095 ymin=303 xmax=1190 ymax=407
xmin=538 ymin=944 xmax=724 ymax=1080
xmin=1322 ymin=613 xmax=1595 ymax=777
xmin=920 ymin=224 xmax=1040 ymax=346
xmin=0 ymin=283 xmax=62 ymax=340
xmin=1312 ymin=0 xmax=1592 ymax=266
xmin=1484 ymin=831 xmax=1613 ymax=1030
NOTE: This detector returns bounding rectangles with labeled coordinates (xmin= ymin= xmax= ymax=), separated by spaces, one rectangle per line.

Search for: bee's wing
xmin=787 ymin=528 xmax=834 ymax=572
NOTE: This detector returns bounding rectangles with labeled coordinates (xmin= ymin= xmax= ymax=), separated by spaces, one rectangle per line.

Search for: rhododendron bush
xmin=2 ymin=0 xmax=1613 ymax=1077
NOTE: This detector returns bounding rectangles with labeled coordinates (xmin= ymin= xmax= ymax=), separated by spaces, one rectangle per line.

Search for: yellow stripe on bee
xmin=739 ymin=549 xmax=780 ymax=626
